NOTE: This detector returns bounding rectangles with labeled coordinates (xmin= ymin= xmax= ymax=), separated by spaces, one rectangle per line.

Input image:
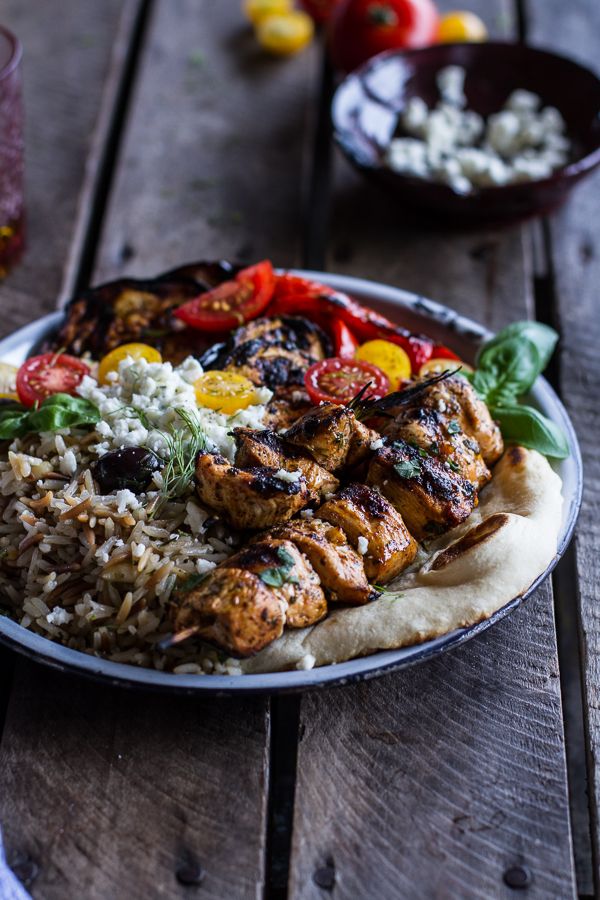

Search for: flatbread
xmin=241 ymin=446 xmax=562 ymax=673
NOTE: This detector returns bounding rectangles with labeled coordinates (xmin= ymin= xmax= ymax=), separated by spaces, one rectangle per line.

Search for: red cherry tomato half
xmin=16 ymin=353 xmax=90 ymax=408
xmin=305 ymin=357 xmax=389 ymax=405
xmin=174 ymin=260 xmax=275 ymax=332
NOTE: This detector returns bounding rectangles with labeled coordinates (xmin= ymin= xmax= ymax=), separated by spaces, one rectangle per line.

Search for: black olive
xmin=92 ymin=447 xmax=163 ymax=494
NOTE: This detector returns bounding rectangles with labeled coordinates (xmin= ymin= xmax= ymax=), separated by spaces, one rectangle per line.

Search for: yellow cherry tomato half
xmin=243 ymin=0 xmax=292 ymax=25
xmin=194 ymin=371 xmax=258 ymax=415
xmin=0 ymin=362 xmax=19 ymax=400
xmin=355 ymin=340 xmax=411 ymax=389
xmin=98 ymin=343 xmax=162 ymax=385
xmin=438 ymin=11 xmax=488 ymax=42
xmin=256 ymin=11 xmax=314 ymax=56
xmin=419 ymin=357 xmax=474 ymax=378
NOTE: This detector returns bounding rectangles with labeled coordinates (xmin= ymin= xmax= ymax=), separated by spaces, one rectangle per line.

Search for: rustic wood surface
xmin=0 ymin=0 xmax=595 ymax=897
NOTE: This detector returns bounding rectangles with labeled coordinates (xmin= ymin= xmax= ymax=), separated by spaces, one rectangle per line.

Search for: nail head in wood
xmin=176 ymin=860 xmax=204 ymax=887
xmin=503 ymin=865 xmax=532 ymax=889
xmin=313 ymin=863 xmax=336 ymax=890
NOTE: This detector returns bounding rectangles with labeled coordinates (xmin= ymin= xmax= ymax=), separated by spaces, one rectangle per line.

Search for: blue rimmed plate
xmin=0 ymin=272 xmax=582 ymax=693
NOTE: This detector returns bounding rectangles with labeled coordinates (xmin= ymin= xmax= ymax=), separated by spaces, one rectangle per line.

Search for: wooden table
xmin=0 ymin=2 xmax=597 ymax=897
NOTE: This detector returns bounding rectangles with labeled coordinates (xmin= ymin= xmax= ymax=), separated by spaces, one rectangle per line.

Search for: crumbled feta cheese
xmin=59 ymin=449 xmax=77 ymax=477
xmin=300 ymin=508 xmax=315 ymax=519
xmin=46 ymin=607 xmax=73 ymax=627
xmin=357 ymin=536 xmax=369 ymax=556
xmin=274 ymin=469 xmax=302 ymax=483
xmin=115 ymin=489 xmax=140 ymax=514
xmin=386 ymin=66 xmax=570 ymax=193
xmin=296 ymin=653 xmax=316 ymax=671
xmin=370 ymin=438 xmax=384 ymax=450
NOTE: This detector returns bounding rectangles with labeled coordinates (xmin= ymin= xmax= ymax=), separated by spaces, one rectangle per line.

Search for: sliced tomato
xmin=331 ymin=318 xmax=359 ymax=358
xmin=174 ymin=260 xmax=275 ymax=332
xmin=16 ymin=353 xmax=90 ymax=408
xmin=305 ymin=357 xmax=389 ymax=405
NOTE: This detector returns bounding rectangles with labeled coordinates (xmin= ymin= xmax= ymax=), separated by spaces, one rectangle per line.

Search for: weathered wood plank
xmin=0 ymin=0 xmax=128 ymax=317
xmin=94 ymin=0 xmax=320 ymax=279
xmin=526 ymin=0 xmax=600 ymax=894
xmin=0 ymin=2 xmax=320 ymax=898
xmin=290 ymin=2 xmax=576 ymax=896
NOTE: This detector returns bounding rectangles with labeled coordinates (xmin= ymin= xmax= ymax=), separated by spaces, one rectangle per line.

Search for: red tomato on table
xmin=329 ymin=0 xmax=440 ymax=72
xmin=300 ymin=0 xmax=342 ymax=23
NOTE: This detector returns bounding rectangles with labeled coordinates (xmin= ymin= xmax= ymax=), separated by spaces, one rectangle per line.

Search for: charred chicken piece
xmin=195 ymin=452 xmax=314 ymax=530
xmin=232 ymin=428 xmax=339 ymax=498
xmin=384 ymin=375 xmax=503 ymax=469
xmin=265 ymin=519 xmax=375 ymax=606
xmin=367 ymin=440 xmax=477 ymax=542
xmin=200 ymin=316 xmax=330 ymax=395
xmin=284 ymin=404 xmax=379 ymax=472
xmin=170 ymin=567 xmax=285 ymax=658
xmin=221 ymin=539 xmax=327 ymax=628
xmin=46 ymin=261 xmax=236 ymax=363
xmin=318 ymin=484 xmax=417 ymax=584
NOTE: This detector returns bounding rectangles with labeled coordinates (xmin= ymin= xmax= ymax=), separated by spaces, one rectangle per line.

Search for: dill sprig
xmin=151 ymin=407 xmax=206 ymax=517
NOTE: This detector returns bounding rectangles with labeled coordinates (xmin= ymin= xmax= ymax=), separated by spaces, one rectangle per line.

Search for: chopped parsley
xmin=446 ymin=459 xmax=460 ymax=472
xmin=394 ymin=459 xmax=421 ymax=479
xmin=177 ymin=572 xmax=210 ymax=593
xmin=447 ymin=419 xmax=461 ymax=434
xmin=429 ymin=441 xmax=440 ymax=456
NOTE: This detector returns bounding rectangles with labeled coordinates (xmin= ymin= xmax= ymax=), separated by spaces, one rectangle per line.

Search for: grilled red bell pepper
xmin=269 ymin=274 xmax=433 ymax=372
xmin=331 ymin=317 xmax=359 ymax=358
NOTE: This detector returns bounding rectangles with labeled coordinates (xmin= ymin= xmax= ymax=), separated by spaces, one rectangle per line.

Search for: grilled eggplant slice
xmin=46 ymin=261 xmax=236 ymax=363
xmin=318 ymin=484 xmax=417 ymax=584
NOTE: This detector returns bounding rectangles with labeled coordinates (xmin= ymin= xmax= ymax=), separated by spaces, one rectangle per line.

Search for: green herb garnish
xmin=177 ymin=572 xmax=210 ymax=594
xmin=394 ymin=460 xmax=421 ymax=479
xmin=153 ymin=407 xmax=207 ymax=515
xmin=446 ymin=459 xmax=460 ymax=472
xmin=447 ymin=419 xmax=461 ymax=434
xmin=259 ymin=546 xmax=299 ymax=589
xmin=0 ymin=393 xmax=100 ymax=439
xmin=466 ymin=321 xmax=568 ymax=459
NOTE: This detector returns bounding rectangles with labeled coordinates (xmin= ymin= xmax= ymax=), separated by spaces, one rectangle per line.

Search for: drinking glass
xmin=0 ymin=24 xmax=23 ymax=278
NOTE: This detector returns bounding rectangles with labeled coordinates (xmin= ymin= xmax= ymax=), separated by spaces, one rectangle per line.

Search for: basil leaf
xmin=491 ymin=404 xmax=570 ymax=459
xmin=0 ymin=408 xmax=30 ymax=439
xmin=394 ymin=460 xmax=421 ymax=479
xmin=28 ymin=394 xmax=100 ymax=432
xmin=477 ymin=336 xmax=542 ymax=403
xmin=479 ymin=322 xmax=558 ymax=373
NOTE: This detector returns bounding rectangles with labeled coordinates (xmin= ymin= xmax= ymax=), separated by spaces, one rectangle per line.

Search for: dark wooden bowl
xmin=331 ymin=42 xmax=600 ymax=224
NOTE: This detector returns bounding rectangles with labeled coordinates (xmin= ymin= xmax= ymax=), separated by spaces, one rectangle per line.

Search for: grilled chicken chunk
xmin=201 ymin=316 xmax=329 ymax=395
xmin=367 ymin=440 xmax=477 ymax=542
xmin=233 ymin=428 xmax=339 ymax=498
xmin=221 ymin=539 xmax=327 ymax=628
xmin=284 ymin=404 xmax=379 ymax=472
xmin=171 ymin=567 xmax=285 ymax=657
xmin=318 ymin=484 xmax=417 ymax=584
xmin=384 ymin=375 xmax=503 ymax=469
xmin=265 ymin=519 xmax=374 ymax=605
xmin=195 ymin=453 xmax=313 ymax=530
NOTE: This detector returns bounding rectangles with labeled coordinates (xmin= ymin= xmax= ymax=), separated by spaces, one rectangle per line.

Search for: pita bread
xmin=241 ymin=446 xmax=562 ymax=673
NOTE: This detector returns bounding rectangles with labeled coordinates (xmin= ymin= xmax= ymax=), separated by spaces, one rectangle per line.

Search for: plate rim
xmin=0 ymin=271 xmax=583 ymax=694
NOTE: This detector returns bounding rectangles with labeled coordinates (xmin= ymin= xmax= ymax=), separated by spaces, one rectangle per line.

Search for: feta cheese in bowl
xmin=386 ymin=66 xmax=571 ymax=193
xmin=332 ymin=42 xmax=600 ymax=222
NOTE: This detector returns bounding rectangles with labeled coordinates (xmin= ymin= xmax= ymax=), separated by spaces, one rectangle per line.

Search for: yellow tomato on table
xmin=355 ymin=340 xmax=411 ymax=389
xmin=438 ymin=11 xmax=488 ymax=42
xmin=256 ymin=11 xmax=314 ymax=55
xmin=194 ymin=371 xmax=258 ymax=415
xmin=419 ymin=357 xmax=473 ymax=378
xmin=243 ymin=0 xmax=292 ymax=25
xmin=98 ymin=343 xmax=162 ymax=385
